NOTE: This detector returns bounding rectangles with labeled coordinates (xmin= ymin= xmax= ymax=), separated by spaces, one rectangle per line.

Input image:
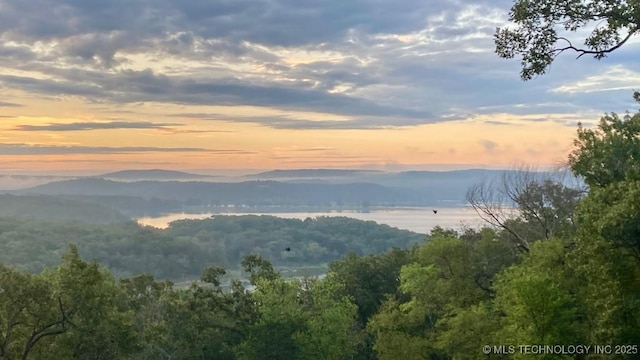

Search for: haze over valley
xmin=2 ymin=168 xmax=575 ymax=217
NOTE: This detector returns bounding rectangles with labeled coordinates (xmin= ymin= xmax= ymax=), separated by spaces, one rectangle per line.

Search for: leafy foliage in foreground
xmin=0 ymin=250 xmax=364 ymax=360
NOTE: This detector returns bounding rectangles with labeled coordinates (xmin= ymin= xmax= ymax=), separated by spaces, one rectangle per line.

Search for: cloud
xmin=156 ymin=128 xmax=234 ymax=135
xmin=14 ymin=121 xmax=181 ymax=131
xmin=0 ymin=143 xmax=253 ymax=155
xmin=171 ymin=112 xmax=438 ymax=130
xmin=288 ymin=147 xmax=336 ymax=152
xmin=479 ymin=139 xmax=498 ymax=152
xmin=0 ymin=101 xmax=22 ymax=107
xmin=0 ymin=1 xmax=514 ymax=116
xmin=0 ymin=0 xmax=637 ymax=132
xmin=484 ymin=120 xmax=516 ymax=126
xmin=551 ymin=65 xmax=640 ymax=94
xmin=0 ymin=71 xmax=432 ymax=120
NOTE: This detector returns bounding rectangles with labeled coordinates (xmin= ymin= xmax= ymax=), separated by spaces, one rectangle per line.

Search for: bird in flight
xmin=433 ymin=209 xmax=438 ymax=214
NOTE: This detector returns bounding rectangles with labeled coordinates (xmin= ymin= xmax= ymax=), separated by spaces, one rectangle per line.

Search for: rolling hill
xmin=99 ymin=169 xmax=215 ymax=181
xmin=0 ymin=193 xmax=130 ymax=224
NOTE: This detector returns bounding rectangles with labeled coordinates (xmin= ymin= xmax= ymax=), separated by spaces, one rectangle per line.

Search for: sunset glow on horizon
xmin=1 ymin=0 xmax=638 ymax=174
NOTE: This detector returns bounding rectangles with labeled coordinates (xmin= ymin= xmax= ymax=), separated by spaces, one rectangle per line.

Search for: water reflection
xmin=136 ymin=207 xmax=485 ymax=234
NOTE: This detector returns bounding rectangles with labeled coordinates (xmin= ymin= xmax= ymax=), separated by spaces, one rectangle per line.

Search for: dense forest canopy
xmin=0 ymin=215 xmax=424 ymax=279
xmin=0 ymin=194 xmax=129 ymax=224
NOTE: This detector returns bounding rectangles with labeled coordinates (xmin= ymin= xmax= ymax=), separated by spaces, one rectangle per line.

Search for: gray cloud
xmin=15 ymin=121 xmax=181 ymax=131
xmin=479 ymin=140 xmax=498 ymax=153
xmin=0 ymin=0 xmax=510 ymax=46
xmin=0 ymin=101 xmax=22 ymax=107
xmin=484 ymin=121 xmax=511 ymax=126
xmin=0 ymin=70 xmax=432 ymax=119
xmin=0 ymin=143 xmax=252 ymax=155
xmin=288 ymin=147 xmax=335 ymax=152
xmin=171 ymin=112 xmax=438 ymax=130
xmin=0 ymin=0 xmax=637 ymax=130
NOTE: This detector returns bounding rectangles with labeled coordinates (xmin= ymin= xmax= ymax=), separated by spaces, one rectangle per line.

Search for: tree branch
xmin=21 ymin=298 xmax=74 ymax=360
xmin=474 ymin=273 xmax=496 ymax=297
xmin=467 ymin=181 xmax=530 ymax=252
xmin=556 ymin=28 xmax=638 ymax=59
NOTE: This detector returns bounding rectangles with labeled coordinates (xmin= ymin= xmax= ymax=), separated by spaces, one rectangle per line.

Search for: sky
xmin=0 ymin=0 xmax=639 ymax=174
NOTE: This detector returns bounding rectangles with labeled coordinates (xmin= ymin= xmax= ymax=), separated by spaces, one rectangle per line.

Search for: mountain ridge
xmin=248 ymin=169 xmax=384 ymax=178
xmin=99 ymin=169 xmax=214 ymax=181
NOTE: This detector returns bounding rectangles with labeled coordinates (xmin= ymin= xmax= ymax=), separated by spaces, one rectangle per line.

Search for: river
xmin=136 ymin=206 xmax=485 ymax=234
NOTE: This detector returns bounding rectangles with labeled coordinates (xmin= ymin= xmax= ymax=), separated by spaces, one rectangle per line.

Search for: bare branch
xmin=466 ymin=177 xmax=530 ymax=252
xmin=467 ymin=166 xmax=583 ymax=251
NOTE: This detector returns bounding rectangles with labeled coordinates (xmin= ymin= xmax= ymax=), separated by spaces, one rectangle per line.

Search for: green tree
xmin=239 ymin=254 xmax=358 ymax=360
xmin=149 ymin=265 xmax=253 ymax=360
xmin=0 ymin=265 xmax=73 ymax=360
xmin=578 ymin=180 xmax=640 ymax=251
xmin=241 ymin=254 xmax=279 ymax=285
xmin=569 ymin=111 xmax=640 ymax=188
xmin=294 ymin=275 xmax=359 ymax=360
xmin=367 ymin=297 xmax=435 ymax=360
xmin=329 ymin=248 xmax=414 ymax=359
xmin=561 ymin=103 xmax=640 ymax=353
xmin=368 ymin=228 xmax=517 ymax=359
xmin=0 ymin=246 xmax=137 ymax=359
xmin=238 ymin=277 xmax=307 ymax=360
xmin=495 ymin=0 xmax=640 ymax=80
xmin=329 ymin=248 xmax=413 ymax=326
xmin=467 ymin=170 xmax=583 ymax=252
xmin=119 ymin=274 xmax=176 ymax=360
xmin=515 ymin=179 xmax=583 ymax=240
xmin=493 ymin=239 xmax=585 ymax=356
xmin=568 ymin=185 xmax=640 ymax=346
xmin=50 ymin=246 xmax=137 ymax=359
xmin=434 ymin=301 xmax=502 ymax=360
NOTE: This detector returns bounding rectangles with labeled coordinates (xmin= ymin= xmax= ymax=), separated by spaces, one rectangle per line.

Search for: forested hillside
xmin=0 ymin=215 xmax=424 ymax=279
xmin=23 ymin=179 xmax=418 ymax=207
xmin=0 ymin=194 xmax=129 ymax=224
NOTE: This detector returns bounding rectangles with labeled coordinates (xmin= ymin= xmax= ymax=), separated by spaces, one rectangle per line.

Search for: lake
xmin=136 ymin=206 xmax=486 ymax=234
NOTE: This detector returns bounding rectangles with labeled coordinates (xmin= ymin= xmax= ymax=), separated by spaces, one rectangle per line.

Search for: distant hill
xmin=99 ymin=169 xmax=214 ymax=181
xmin=244 ymin=169 xmax=577 ymax=189
xmin=240 ymin=169 xmax=516 ymax=195
xmin=17 ymin=169 xmax=580 ymax=217
xmin=248 ymin=169 xmax=383 ymax=179
xmin=368 ymin=169 xmax=507 ymax=187
xmin=0 ymin=193 xmax=129 ymax=224
xmin=0 ymin=174 xmax=76 ymax=190
xmin=244 ymin=168 xmax=514 ymax=185
xmin=22 ymin=178 xmax=432 ymax=207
